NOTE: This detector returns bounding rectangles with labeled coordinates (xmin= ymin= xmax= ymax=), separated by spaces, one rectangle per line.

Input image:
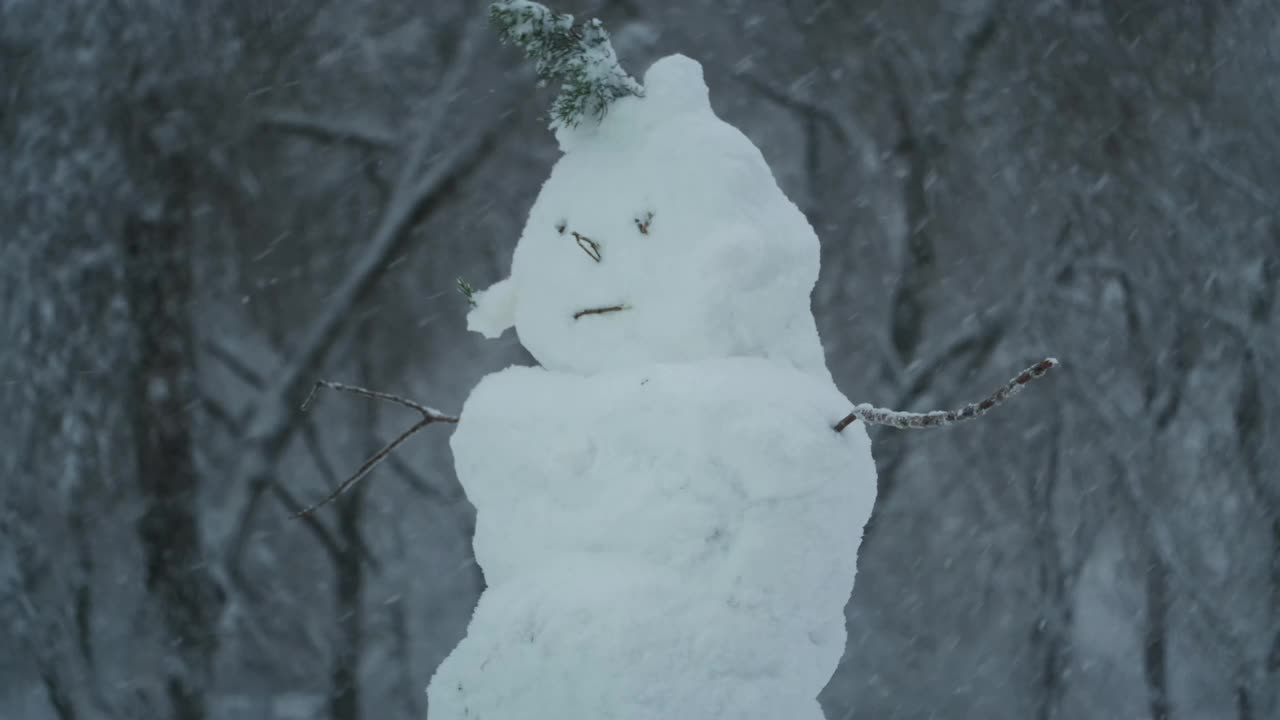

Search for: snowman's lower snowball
xmin=428 ymin=359 xmax=876 ymax=719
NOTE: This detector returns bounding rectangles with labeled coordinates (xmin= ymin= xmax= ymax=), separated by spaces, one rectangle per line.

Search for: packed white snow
xmin=430 ymin=359 xmax=876 ymax=719
xmin=467 ymin=54 xmax=831 ymax=383
xmin=433 ymin=51 xmax=879 ymax=720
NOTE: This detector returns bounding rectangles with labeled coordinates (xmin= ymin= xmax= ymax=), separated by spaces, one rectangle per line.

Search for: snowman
xmin=425 ymin=50 xmax=879 ymax=720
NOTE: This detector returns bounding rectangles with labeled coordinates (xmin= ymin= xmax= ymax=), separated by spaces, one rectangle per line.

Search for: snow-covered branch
xmin=834 ymin=358 xmax=1059 ymax=432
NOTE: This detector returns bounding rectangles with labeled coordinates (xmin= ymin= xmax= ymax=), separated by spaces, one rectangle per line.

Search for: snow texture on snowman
xmin=427 ymin=51 xmax=878 ymax=720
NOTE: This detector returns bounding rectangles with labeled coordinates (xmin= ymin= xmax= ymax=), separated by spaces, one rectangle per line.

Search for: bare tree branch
xmin=256 ymin=110 xmax=398 ymax=151
xmin=220 ymin=14 xmax=507 ymax=592
xmin=225 ymin=469 xmax=379 ymax=579
xmin=880 ymin=56 xmax=936 ymax=366
xmin=732 ymin=71 xmax=857 ymax=153
xmin=894 ymin=306 xmax=1014 ymax=407
xmin=225 ymin=469 xmax=271 ymax=587
xmin=835 ymin=358 xmax=1059 ymax=432
xmin=945 ymin=0 xmax=1005 ymax=130
xmin=203 ymin=337 xmax=264 ymax=389
xmin=242 ymin=122 xmax=503 ymax=454
xmin=200 ymin=394 xmax=240 ymax=435
xmin=235 ymin=11 xmax=499 ymax=460
xmin=1076 ymin=389 xmax=1256 ymax=678
xmin=1195 ymin=152 xmax=1278 ymax=213
xmin=1122 ymin=463 xmax=1254 ymax=674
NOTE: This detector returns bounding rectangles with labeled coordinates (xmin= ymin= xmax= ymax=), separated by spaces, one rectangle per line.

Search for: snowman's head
xmin=468 ymin=54 xmax=829 ymax=378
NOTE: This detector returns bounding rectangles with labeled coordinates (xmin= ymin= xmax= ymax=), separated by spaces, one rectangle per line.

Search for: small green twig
xmin=488 ymin=0 xmax=642 ymax=127
xmin=457 ymin=278 xmax=477 ymax=307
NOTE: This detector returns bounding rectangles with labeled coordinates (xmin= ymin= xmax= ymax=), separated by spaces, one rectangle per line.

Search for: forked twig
xmin=571 ymin=231 xmax=602 ymax=262
xmin=294 ymin=381 xmax=459 ymax=517
xmin=834 ymin=358 xmax=1059 ymax=432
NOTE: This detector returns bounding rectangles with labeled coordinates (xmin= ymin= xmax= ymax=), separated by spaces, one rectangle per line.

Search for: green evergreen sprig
xmin=457 ymin=277 xmax=477 ymax=307
xmin=489 ymin=0 xmax=642 ymax=128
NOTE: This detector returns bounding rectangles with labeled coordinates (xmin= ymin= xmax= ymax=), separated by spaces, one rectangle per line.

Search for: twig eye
xmin=571 ymin=231 xmax=602 ymax=262
xmin=555 ymin=220 xmax=567 ymax=235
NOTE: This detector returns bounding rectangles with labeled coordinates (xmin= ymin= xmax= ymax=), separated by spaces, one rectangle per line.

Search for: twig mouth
xmin=573 ymin=304 xmax=628 ymax=320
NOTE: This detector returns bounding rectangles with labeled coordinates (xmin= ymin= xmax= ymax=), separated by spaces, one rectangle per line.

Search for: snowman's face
xmin=503 ymin=56 xmax=826 ymax=377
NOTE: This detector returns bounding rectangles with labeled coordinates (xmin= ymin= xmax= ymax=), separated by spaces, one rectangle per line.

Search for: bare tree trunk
xmin=37 ymin=665 xmax=78 ymax=720
xmin=124 ymin=207 xmax=222 ymax=720
xmin=1142 ymin=549 xmax=1172 ymax=720
xmin=1240 ymin=251 xmax=1279 ymax=719
xmin=1235 ymin=684 xmax=1253 ymax=720
xmin=884 ymin=60 xmax=935 ymax=370
xmin=1029 ymin=439 xmax=1072 ymax=720
xmin=329 ymin=325 xmax=376 ymax=720
xmin=68 ymin=501 xmax=97 ymax=677
xmin=389 ymin=593 xmax=420 ymax=720
xmin=389 ymin=523 xmax=423 ymax=720
xmin=1268 ymin=519 xmax=1280 ymax=715
xmin=329 ymin=483 xmax=366 ymax=720
xmin=1029 ymin=611 xmax=1070 ymax=720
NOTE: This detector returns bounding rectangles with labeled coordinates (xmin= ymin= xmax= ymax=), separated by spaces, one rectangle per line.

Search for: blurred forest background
xmin=2 ymin=0 xmax=1278 ymax=718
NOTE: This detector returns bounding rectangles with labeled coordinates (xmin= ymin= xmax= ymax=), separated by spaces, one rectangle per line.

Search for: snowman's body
xmin=427 ymin=55 xmax=877 ymax=720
